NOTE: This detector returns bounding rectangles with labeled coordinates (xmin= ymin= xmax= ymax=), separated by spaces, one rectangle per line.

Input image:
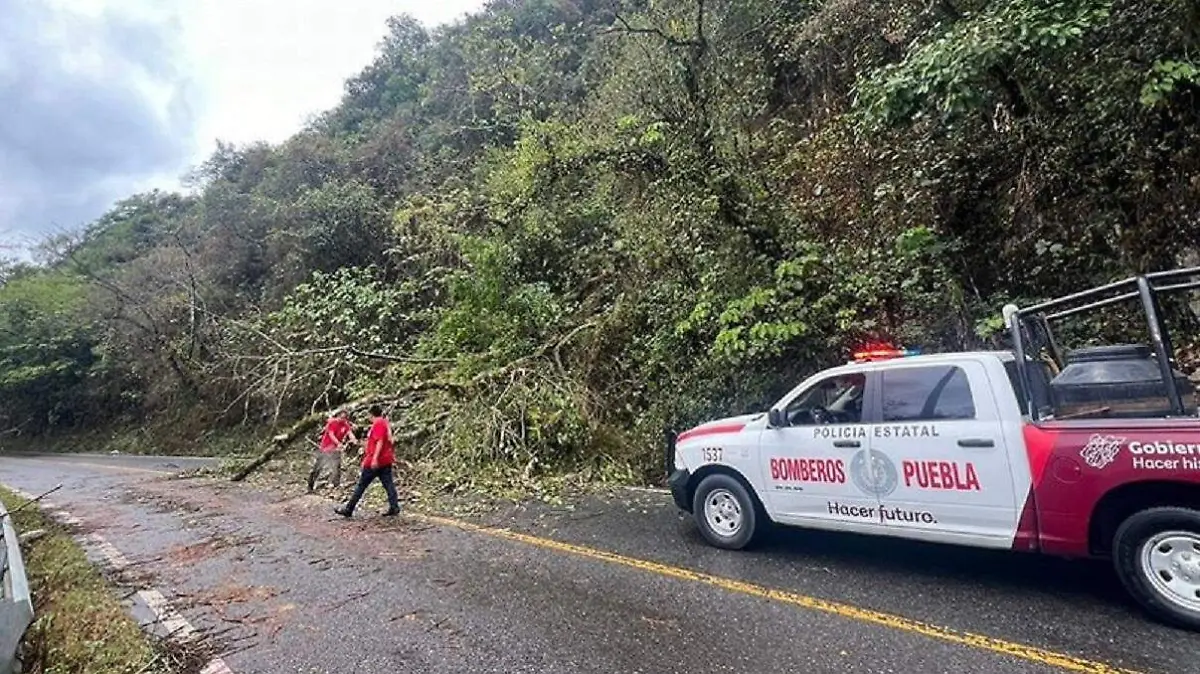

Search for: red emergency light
xmin=851 ymin=343 xmax=920 ymax=362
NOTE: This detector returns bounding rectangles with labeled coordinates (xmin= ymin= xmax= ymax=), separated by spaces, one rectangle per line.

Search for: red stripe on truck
xmin=1021 ymin=424 xmax=1060 ymax=486
xmin=1010 ymin=424 xmax=1060 ymax=553
xmin=676 ymin=423 xmax=746 ymax=443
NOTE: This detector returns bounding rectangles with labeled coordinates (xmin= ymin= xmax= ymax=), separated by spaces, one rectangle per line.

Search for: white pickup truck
xmin=667 ymin=269 xmax=1200 ymax=629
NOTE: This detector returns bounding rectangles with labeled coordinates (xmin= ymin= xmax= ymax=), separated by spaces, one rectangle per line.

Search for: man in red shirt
xmin=335 ymin=404 xmax=400 ymax=517
xmin=307 ymin=409 xmax=356 ymax=492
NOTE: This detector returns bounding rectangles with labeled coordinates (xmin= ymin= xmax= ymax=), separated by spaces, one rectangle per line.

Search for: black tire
xmin=691 ymin=473 xmax=760 ymax=550
xmin=1113 ymin=507 xmax=1200 ymax=631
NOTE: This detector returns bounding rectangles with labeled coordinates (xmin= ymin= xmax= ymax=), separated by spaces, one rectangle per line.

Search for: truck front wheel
xmin=692 ymin=473 xmax=759 ymax=550
xmin=1113 ymin=507 xmax=1200 ymax=630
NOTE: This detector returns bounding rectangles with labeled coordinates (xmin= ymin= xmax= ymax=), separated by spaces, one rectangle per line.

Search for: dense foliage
xmin=2 ymin=0 xmax=1198 ymax=482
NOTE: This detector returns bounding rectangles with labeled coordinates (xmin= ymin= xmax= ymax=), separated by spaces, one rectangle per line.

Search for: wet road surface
xmin=1 ymin=453 xmax=1198 ymax=674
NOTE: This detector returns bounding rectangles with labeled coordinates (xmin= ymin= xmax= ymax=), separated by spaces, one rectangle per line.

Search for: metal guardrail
xmin=1 ymin=501 xmax=34 ymax=674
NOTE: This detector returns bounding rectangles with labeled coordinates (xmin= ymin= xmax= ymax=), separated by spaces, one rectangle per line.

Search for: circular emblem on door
xmin=850 ymin=449 xmax=899 ymax=498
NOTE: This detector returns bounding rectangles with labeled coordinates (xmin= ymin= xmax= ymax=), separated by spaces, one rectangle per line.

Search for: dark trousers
xmin=343 ymin=465 xmax=400 ymax=514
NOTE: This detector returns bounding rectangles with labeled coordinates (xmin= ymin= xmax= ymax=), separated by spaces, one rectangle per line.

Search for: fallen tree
xmin=228 ymin=321 xmax=599 ymax=482
xmin=228 ymin=382 xmax=461 ymax=482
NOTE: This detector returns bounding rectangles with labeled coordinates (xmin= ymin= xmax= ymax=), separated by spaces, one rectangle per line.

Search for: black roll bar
xmin=1137 ymin=275 xmax=1184 ymax=415
xmin=1147 ymin=268 xmax=1200 ymax=283
xmin=1008 ymin=305 xmax=1036 ymax=418
xmin=1045 ymin=291 xmax=1140 ymax=321
xmin=1007 ymin=266 xmax=1200 ymax=421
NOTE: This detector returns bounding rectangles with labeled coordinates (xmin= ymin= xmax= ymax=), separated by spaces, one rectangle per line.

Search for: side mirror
xmin=767 ymin=408 xmax=785 ymax=428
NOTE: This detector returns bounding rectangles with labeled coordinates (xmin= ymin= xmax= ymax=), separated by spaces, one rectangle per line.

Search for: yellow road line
xmin=414 ymin=513 xmax=1142 ymax=674
xmin=0 ymin=458 xmax=1147 ymax=673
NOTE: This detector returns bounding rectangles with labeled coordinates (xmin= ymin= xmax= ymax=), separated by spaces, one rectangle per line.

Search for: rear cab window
xmin=1003 ymin=358 xmax=1065 ymax=418
xmin=880 ymin=365 xmax=976 ymax=422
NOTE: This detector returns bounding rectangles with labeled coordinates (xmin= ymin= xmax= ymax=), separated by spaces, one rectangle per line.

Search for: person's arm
xmin=381 ymin=421 xmax=393 ymax=466
xmin=367 ymin=424 xmax=383 ymax=465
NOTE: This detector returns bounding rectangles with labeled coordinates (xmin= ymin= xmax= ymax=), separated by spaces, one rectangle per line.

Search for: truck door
xmin=867 ymin=359 xmax=1020 ymax=547
xmin=760 ymin=371 xmax=887 ymax=531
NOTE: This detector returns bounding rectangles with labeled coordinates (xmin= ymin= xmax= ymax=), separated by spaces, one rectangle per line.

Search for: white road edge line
xmin=4 ymin=485 xmax=234 ymax=674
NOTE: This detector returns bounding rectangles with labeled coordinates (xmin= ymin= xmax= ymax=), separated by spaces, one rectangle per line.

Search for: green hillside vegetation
xmin=2 ymin=0 xmax=1198 ymax=487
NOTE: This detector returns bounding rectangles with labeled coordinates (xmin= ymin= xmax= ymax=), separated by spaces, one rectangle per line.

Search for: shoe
xmin=335 ymin=506 xmax=352 ymax=518
xmin=383 ymin=506 xmax=401 ymax=517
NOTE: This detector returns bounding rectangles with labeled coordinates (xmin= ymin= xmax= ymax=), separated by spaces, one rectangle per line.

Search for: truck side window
xmin=786 ymin=373 xmax=866 ymax=426
xmin=881 ymin=366 xmax=976 ymax=422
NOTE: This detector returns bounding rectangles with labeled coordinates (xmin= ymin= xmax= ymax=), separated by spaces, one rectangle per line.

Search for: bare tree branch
xmin=604 ymin=11 xmax=703 ymax=48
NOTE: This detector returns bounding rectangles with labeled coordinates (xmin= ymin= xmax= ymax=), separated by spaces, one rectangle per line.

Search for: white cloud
xmin=0 ymin=0 xmax=197 ymax=250
xmin=0 ymin=0 xmax=487 ymax=256
xmin=180 ymin=0 xmax=486 ymax=153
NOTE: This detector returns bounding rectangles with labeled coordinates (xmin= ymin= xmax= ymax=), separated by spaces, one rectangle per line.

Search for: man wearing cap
xmin=308 ymin=409 xmax=356 ymax=492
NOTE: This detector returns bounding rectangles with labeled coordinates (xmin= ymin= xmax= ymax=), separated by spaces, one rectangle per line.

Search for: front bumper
xmin=663 ymin=427 xmax=690 ymax=511
xmin=668 ymin=468 xmax=692 ymax=512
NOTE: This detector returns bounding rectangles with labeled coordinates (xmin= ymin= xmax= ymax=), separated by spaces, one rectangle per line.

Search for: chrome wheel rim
xmin=1140 ymin=531 xmax=1200 ymax=614
xmin=703 ymin=488 xmax=743 ymax=538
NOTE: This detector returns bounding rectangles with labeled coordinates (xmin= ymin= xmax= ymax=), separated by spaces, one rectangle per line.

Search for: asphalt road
xmin=1 ymin=452 xmax=1198 ymax=674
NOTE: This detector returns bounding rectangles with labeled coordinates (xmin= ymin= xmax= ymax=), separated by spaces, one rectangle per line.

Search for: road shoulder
xmin=0 ymin=486 xmax=213 ymax=674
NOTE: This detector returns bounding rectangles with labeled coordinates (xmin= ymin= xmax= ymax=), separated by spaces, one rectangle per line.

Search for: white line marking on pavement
xmin=82 ymin=533 xmax=131 ymax=570
xmin=2 ymin=483 xmax=233 ymax=674
xmin=137 ymin=589 xmax=197 ymax=639
xmin=53 ymin=511 xmax=82 ymax=526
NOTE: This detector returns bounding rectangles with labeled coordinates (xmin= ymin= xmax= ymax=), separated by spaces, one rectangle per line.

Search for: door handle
xmin=833 ymin=440 xmax=861 ymax=448
xmin=957 ymin=438 xmax=995 ymax=448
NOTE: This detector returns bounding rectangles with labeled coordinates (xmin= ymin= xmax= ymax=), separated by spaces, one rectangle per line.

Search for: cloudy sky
xmin=0 ymin=0 xmax=485 ymax=253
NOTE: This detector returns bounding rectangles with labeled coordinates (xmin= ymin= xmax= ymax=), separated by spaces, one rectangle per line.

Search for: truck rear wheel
xmin=1113 ymin=507 xmax=1200 ymax=630
xmin=692 ymin=473 xmax=759 ymax=550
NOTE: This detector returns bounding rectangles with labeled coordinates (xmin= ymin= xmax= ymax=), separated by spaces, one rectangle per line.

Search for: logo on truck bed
xmin=1079 ymin=434 xmax=1124 ymax=469
xmin=1076 ymin=434 xmax=1200 ymax=471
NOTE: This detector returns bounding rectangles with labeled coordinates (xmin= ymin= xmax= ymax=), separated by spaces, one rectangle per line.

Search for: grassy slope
xmin=0 ymin=487 xmax=174 ymax=674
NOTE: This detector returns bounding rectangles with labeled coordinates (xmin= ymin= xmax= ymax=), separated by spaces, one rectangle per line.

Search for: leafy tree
xmin=2 ymin=0 xmax=1197 ymax=482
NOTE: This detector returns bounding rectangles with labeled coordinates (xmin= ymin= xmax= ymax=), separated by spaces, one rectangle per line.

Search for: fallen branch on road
xmin=229 ymin=392 xmax=455 ymax=482
xmin=1 ymin=483 xmax=62 ymax=519
xmin=228 ymin=321 xmax=599 ymax=483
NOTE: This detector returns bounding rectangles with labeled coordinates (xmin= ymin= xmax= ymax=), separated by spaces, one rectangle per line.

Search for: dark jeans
xmin=343 ymin=465 xmax=400 ymax=514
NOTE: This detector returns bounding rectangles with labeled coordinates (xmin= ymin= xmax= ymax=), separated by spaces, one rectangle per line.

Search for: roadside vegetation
xmin=0 ymin=488 xmax=191 ymax=674
xmin=1 ymin=0 xmax=1198 ymax=495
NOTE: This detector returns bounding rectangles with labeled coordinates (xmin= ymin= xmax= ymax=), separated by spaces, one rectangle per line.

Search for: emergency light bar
xmin=851 ymin=346 xmax=920 ymax=362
